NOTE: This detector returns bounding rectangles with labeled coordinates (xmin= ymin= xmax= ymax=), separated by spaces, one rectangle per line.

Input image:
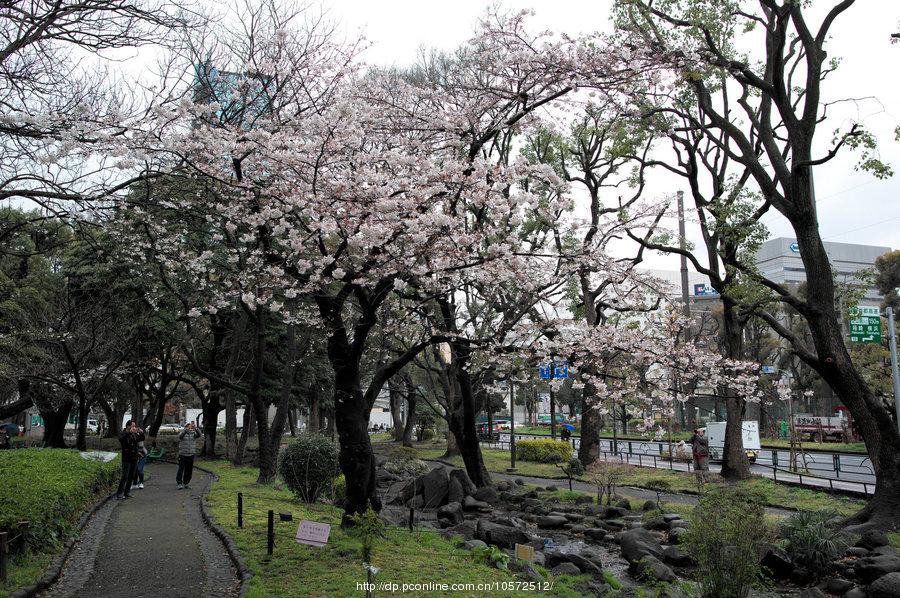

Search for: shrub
xmin=331 ymin=474 xmax=346 ymax=507
xmin=517 ymin=438 xmax=573 ymax=463
xmin=278 ymin=433 xmax=340 ymax=503
xmin=777 ymin=510 xmax=848 ymax=579
xmin=383 ymin=447 xmax=428 ymax=479
xmin=0 ymin=449 xmax=119 ymax=554
xmin=684 ymin=485 xmax=769 ymax=598
xmin=587 ymin=459 xmax=630 ymax=505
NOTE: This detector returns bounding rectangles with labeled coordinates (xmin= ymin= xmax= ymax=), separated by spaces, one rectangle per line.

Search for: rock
xmin=473 ymin=486 xmax=499 ymax=504
xmin=546 ymin=485 xmax=559 ymax=492
xmin=522 ymin=498 xmax=541 ymax=511
xmin=496 ymin=481 xmax=511 ymax=492
xmin=574 ymin=581 xmax=611 ymax=596
xmin=490 ymin=516 xmax=527 ymax=530
xmin=575 ymin=495 xmax=594 ymax=504
xmin=421 ymin=466 xmax=451 ymax=507
xmin=524 ymin=490 xmax=539 ymax=499
xmin=449 ymin=469 xmax=477 ymax=496
xmin=565 ymin=513 xmax=585 ymax=522
xmin=858 ymin=530 xmax=890 ymax=550
xmin=437 ymin=502 xmax=464 ymax=527
xmin=602 ymin=506 xmax=628 ymax=519
xmin=584 ymin=504 xmax=605 ymax=516
xmin=601 ymin=519 xmax=627 ymax=532
xmin=462 ymin=495 xmax=490 ymax=511
xmin=408 ymin=495 xmax=424 ymax=509
xmin=400 ymin=478 xmax=419 ymax=503
xmin=501 ymin=491 xmax=522 ymax=504
xmin=550 ymin=562 xmax=581 ymax=576
xmin=662 ymin=545 xmax=695 ymax=567
xmin=533 ymin=550 xmax=546 ymax=566
xmin=475 ymin=519 xmax=531 ymax=549
xmin=514 ymin=478 xmax=524 ymax=486
xmin=463 ymin=539 xmax=487 ymax=551
xmin=546 ymin=551 xmax=602 ymax=575
xmin=869 ymin=572 xmax=900 ymax=598
xmin=669 ymin=519 xmax=690 ymax=530
xmin=791 ymin=566 xmax=813 ymax=585
xmin=619 ymin=527 xmax=665 ymax=565
xmin=278 ymin=511 xmax=292 ymax=521
xmin=873 ymin=546 xmax=900 ymax=556
xmin=374 ymin=454 xmax=387 ymax=467
xmin=644 ymin=517 xmax=669 ymax=531
xmin=797 ymin=589 xmax=826 ymax=598
xmin=642 ymin=500 xmax=657 ymax=511
xmin=375 ymin=468 xmax=401 ymax=485
xmin=668 ymin=527 xmax=689 ymax=545
xmin=635 ymin=555 xmax=676 ymax=582
xmin=662 ymin=513 xmax=681 ymax=523
xmin=845 ymin=588 xmax=867 ymax=598
xmin=536 ymin=515 xmax=568 ymax=529
xmin=440 ymin=521 xmax=476 ymax=542
xmin=616 ymin=498 xmax=632 ymax=510
xmin=759 ymin=544 xmax=794 ymax=579
xmin=585 ymin=528 xmax=607 ymax=542
xmin=520 ymin=562 xmax=545 ymax=581
xmin=824 ymin=578 xmax=854 ymax=595
xmin=846 ymin=547 xmax=871 ymax=557
xmin=855 ymin=555 xmax=900 ymax=584
xmin=447 ymin=478 xmax=465 ymax=504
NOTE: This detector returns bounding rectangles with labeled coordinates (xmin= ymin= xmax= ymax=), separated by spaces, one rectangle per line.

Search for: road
xmin=491 ymin=432 xmax=875 ymax=495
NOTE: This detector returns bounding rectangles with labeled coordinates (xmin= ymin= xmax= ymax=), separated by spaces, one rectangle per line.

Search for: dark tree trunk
xmin=41 ymin=400 xmax=73 ymax=448
xmin=402 ymin=388 xmax=418 ymax=448
xmin=720 ymin=298 xmax=751 ymax=480
xmin=288 ymin=408 xmax=297 ymax=437
xmin=454 ymin=355 xmax=491 ymax=487
xmin=265 ymin=320 xmax=297 ymax=479
xmin=388 ymin=377 xmax=405 ymax=442
xmin=200 ymin=390 xmax=223 ymax=458
xmin=309 ymin=386 xmax=320 ymax=433
xmin=578 ymin=382 xmax=601 ymax=466
xmin=75 ymin=391 xmax=88 ymax=451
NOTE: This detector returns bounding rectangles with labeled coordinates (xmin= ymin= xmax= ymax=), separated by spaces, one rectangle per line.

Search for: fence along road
xmin=491 ymin=432 xmax=876 ymax=495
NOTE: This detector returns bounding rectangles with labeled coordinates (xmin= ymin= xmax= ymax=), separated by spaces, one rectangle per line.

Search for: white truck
xmin=704 ymin=421 xmax=761 ymax=462
xmin=793 ymin=411 xmax=852 ymax=442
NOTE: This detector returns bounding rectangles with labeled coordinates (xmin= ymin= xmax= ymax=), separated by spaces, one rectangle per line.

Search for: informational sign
xmin=693 ymin=283 xmax=719 ymax=297
xmin=515 ymin=543 xmax=535 ymax=562
xmin=789 ymin=242 xmax=800 ymax=253
xmin=295 ymin=520 xmax=331 ymax=547
xmin=849 ymin=305 xmax=882 ymax=343
xmin=761 ymin=365 xmax=777 ymax=374
xmin=538 ymin=361 xmax=569 ymax=379
xmin=538 ymin=364 xmax=552 ymax=379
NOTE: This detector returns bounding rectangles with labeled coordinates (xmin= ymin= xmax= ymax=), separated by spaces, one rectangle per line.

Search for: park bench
xmin=146 ymin=447 xmax=165 ymax=462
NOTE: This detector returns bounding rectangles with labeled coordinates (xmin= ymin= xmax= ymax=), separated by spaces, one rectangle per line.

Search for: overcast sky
xmin=328 ymin=1 xmax=900 ymax=272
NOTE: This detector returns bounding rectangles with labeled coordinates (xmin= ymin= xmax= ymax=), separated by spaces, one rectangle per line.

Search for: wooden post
xmin=238 ymin=493 xmax=243 ymax=528
xmin=0 ymin=531 xmax=7 ymax=582
xmin=267 ymin=510 xmax=274 ymax=556
xmin=408 ymin=507 xmax=414 ymax=531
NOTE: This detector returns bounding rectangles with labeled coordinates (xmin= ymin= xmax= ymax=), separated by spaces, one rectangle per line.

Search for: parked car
xmin=159 ymin=423 xmax=184 ymax=433
xmin=704 ymin=421 xmax=760 ymax=462
xmin=86 ymin=419 xmax=99 ymax=434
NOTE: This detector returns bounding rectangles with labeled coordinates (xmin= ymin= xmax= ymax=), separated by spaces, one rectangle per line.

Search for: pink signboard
xmin=295 ymin=520 xmax=331 ymax=547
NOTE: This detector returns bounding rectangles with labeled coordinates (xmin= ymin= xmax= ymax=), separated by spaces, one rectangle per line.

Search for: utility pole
xmin=887 ymin=307 xmax=900 ymax=434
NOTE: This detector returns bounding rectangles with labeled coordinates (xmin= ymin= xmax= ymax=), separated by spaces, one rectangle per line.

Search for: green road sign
xmin=850 ymin=315 xmax=882 ymax=343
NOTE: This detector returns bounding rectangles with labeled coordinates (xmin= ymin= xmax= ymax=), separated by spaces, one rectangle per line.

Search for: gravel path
xmin=40 ymin=462 xmax=238 ymax=598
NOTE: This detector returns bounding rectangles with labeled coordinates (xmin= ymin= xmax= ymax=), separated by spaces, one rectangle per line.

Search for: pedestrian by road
xmin=133 ymin=441 xmax=148 ymax=489
xmin=176 ymin=422 xmax=201 ymax=489
xmin=117 ymin=420 xmax=145 ymax=499
xmin=688 ymin=427 xmax=709 ymax=485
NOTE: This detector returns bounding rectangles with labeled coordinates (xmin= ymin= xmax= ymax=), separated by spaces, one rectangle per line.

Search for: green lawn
xmin=0 ymin=449 xmax=119 ymax=597
xmin=202 ymin=461 xmax=595 ymax=597
xmin=398 ymin=443 xmax=866 ymax=517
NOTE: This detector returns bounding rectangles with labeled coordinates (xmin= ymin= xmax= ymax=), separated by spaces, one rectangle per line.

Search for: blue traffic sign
xmin=538 ymin=361 xmax=569 ymax=379
xmin=538 ymin=364 xmax=552 ymax=379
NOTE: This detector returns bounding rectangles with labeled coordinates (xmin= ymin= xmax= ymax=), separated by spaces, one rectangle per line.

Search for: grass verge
xmin=0 ymin=448 xmax=119 ymax=597
xmin=202 ymin=460 xmax=590 ymax=597
xmin=396 ymin=443 xmax=866 ymax=517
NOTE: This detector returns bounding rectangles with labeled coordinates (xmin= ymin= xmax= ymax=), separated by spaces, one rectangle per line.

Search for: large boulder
xmin=450 ymin=469 xmax=477 ymax=496
xmin=545 ymin=551 xmax=602 ymax=575
xmin=858 ymin=530 xmax=890 ymax=550
xmin=759 ymin=544 xmax=795 ymax=579
xmin=421 ymin=466 xmax=451 ymax=507
xmin=437 ymin=502 xmax=464 ymax=528
xmin=854 ymin=555 xmax=900 ymax=584
xmin=585 ymin=528 xmax=607 ymax=542
xmin=635 ymin=556 xmax=675 ymax=582
xmin=619 ymin=528 xmax=665 ymax=565
xmin=824 ymin=578 xmax=854 ymax=595
xmin=536 ymin=515 xmax=568 ymax=529
xmin=615 ymin=498 xmax=632 ymax=510
xmin=375 ymin=468 xmax=401 ymax=486
xmin=550 ymin=562 xmax=581 ymax=576
xmin=869 ymin=572 xmax=900 ymax=598
xmin=447 ymin=478 xmax=465 ymax=504
xmin=662 ymin=545 xmax=695 ymax=567
xmin=473 ymin=485 xmax=499 ymax=504
xmin=796 ymin=589 xmax=826 ymax=598
xmin=462 ymin=495 xmax=491 ymax=511
xmin=643 ymin=517 xmax=669 ymax=531
xmin=440 ymin=521 xmax=476 ymax=542
xmin=475 ymin=519 xmax=530 ymax=549
xmin=602 ymin=506 xmax=629 ymax=519
xmin=668 ymin=527 xmax=689 ymax=545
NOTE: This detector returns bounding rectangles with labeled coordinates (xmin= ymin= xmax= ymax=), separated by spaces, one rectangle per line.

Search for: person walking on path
xmin=176 ymin=422 xmax=201 ymax=489
xmin=133 ymin=441 xmax=148 ymax=489
xmin=688 ymin=427 xmax=710 ymax=485
xmin=117 ymin=420 xmax=145 ymax=499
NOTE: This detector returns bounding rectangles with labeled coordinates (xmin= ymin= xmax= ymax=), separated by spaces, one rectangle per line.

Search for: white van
xmin=704 ymin=421 xmax=761 ymax=462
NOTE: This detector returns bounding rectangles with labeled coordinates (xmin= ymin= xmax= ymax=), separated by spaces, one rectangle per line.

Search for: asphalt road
xmin=492 ymin=432 xmax=876 ymax=495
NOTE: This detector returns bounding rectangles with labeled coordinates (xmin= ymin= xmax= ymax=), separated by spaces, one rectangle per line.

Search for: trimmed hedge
xmin=516 ymin=438 xmax=573 ymax=463
xmin=278 ymin=433 xmax=340 ymax=503
xmin=0 ymin=449 xmax=119 ymax=553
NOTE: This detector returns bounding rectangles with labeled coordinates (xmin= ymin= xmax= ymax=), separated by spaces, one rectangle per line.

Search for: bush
xmin=517 ymin=438 xmax=573 ymax=463
xmin=777 ymin=510 xmax=848 ymax=579
xmin=383 ymin=448 xmax=428 ymax=480
xmin=278 ymin=433 xmax=340 ymax=503
xmin=0 ymin=449 xmax=119 ymax=554
xmin=331 ymin=474 xmax=346 ymax=507
xmin=684 ymin=486 xmax=769 ymax=598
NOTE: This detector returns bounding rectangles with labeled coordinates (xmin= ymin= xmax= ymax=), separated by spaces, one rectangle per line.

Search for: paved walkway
xmin=40 ymin=462 xmax=238 ymax=598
